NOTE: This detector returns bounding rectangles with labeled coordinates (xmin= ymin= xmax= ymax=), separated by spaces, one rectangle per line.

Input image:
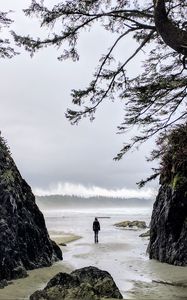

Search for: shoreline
xmin=0 ymin=263 xmax=73 ymax=300
xmin=0 ymin=233 xmax=80 ymax=300
xmin=1 ymin=227 xmax=187 ymax=300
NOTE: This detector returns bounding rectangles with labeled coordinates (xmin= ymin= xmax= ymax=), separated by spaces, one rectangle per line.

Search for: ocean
xmin=43 ymin=206 xmax=152 ymax=239
xmin=40 ymin=202 xmax=187 ymax=300
xmin=1 ymin=198 xmax=186 ymax=300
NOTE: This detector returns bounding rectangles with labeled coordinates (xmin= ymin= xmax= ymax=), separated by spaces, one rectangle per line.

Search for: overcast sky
xmin=1 ymin=1 xmax=159 ymax=199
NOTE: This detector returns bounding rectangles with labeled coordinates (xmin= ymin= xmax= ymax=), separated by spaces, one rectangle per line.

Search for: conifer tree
xmin=12 ymin=0 xmax=187 ymax=164
xmin=0 ymin=10 xmax=17 ymax=58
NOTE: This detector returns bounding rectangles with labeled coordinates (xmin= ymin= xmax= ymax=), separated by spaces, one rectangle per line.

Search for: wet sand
xmin=63 ymin=230 xmax=187 ymax=300
xmin=51 ymin=232 xmax=82 ymax=245
xmin=0 ymin=262 xmax=72 ymax=300
xmin=0 ymin=233 xmax=81 ymax=300
xmin=1 ymin=224 xmax=187 ymax=299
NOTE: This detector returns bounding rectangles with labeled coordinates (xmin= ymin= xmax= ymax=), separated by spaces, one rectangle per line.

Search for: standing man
xmin=93 ymin=217 xmax=100 ymax=243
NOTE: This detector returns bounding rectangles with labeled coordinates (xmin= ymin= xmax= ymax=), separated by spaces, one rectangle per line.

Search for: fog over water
xmin=34 ymin=183 xmax=156 ymax=199
xmin=36 ymin=195 xmax=154 ymax=212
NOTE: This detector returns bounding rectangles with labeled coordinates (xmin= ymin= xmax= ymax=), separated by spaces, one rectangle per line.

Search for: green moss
xmin=1 ymin=169 xmax=15 ymax=184
xmin=0 ymin=136 xmax=11 ymax=155
xmin=172 ymin=174 xmax=187 ymax=190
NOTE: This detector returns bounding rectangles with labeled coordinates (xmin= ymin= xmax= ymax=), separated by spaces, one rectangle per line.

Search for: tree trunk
xmin=153 ymin=0 xmax=187 ymax=56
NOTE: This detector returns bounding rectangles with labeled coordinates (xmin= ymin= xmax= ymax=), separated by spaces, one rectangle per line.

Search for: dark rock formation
xmin=0 ymin=136 xmax=62 ymax=281
xmin=114 ymin=220 xmax=147 ymax=229
xmin=30 ymin=266 xmax=123 ymax=300
xmin=148 ymin=123 xmax=187 ymax=266
xmin=148 ymin=184 xmax=187 ymax=266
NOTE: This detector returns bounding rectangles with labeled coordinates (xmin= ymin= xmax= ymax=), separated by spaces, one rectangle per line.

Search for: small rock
xmin=12 ymin=266 xmax=28 ymax=279
xmin=0 ymin=279 xmax=8 ymax=289
xmin=139 ymin=229 xmax=150 ymax=237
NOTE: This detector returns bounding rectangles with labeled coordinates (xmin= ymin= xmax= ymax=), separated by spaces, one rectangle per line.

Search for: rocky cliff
xmin=149 ymin=185 xmax=187 ymax=265
xmin=148 ymin=124 xmax=187 ymax=266
xmin=0 ymin=136 xmax=62 ymax=281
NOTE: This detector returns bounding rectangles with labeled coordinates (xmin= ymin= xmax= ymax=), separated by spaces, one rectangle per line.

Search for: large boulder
xmin=148 ymin=184 xmax=187 ymax=266
xmin=0 ymin=135 xmax=62 ymax=281
xmin=30 ymin=266 xmax=123 ymax=300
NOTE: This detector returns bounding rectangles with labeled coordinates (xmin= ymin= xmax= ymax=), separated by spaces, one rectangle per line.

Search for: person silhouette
xmin=93 ymin=217 xmax=100 ymax=243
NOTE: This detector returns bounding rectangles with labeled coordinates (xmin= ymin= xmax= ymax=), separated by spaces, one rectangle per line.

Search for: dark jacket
xmin=93 ymin=219 xmax=100 ymax=232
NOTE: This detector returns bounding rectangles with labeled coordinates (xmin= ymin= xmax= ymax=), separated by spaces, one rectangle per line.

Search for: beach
xmin=0 ymin=232 xmax=76 ymax=300
xmin=1 ymin=206 xmax=187 ymax=299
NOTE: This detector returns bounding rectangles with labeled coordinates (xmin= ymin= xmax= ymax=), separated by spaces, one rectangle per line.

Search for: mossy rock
xmin=30 ymin=266 xmax=123 ymax=300
xmin=172 ymin=174 xmax=187 ymax=190
xmin=114 ymin=220 xmax=147 ymax=229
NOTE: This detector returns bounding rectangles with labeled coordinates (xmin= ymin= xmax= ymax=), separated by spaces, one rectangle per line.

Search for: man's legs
xmin=94 ymin=231 xmax=99 ymax=243
xmin=96 ymin=231 xmax=98 ymax=243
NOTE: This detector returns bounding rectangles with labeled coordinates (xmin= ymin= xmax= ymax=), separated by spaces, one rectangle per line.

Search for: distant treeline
xmin=36 ymin=195 xmax=154 ymax=209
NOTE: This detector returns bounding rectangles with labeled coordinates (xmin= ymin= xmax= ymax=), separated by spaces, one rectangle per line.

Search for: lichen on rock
xmin=114 ymin=220 xmax=147 ymax=229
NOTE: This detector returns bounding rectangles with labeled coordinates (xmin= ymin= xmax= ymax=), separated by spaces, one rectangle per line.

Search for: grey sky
xmin=1 ymin=1 xmax=158 ymax=198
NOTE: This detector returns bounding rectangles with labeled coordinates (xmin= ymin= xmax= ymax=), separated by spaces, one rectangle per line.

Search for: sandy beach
xmin=1 ymin=207 xmax=187 ymax=300
xmin=0 ymin=234 xmax=78 ymax=300
xmin=63 ymin=232 xmax=187 ymax=300
xmin=51 ymin=232 xmax=82 ymax=245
